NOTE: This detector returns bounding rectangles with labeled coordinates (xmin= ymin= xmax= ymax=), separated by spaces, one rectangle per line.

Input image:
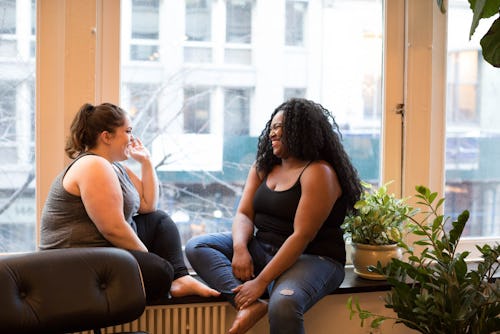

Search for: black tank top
xmin=253 ymin=164 xmax=347 ymax=265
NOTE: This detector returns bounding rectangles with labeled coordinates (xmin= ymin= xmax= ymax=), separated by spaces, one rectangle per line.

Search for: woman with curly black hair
xmin=186 ymin=98 xmax=362 ymax=334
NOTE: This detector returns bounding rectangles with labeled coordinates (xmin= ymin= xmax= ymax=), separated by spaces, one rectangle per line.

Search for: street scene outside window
xmin=0 ymin=0 xmax=499 ymax=253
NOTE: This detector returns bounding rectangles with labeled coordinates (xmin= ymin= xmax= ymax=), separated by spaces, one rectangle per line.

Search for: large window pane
xmin=121 ymin=0 xmax=383 ymax=247
xmin=445 ymin=0 xmax=500 ymax=238
xmin=0 ymin=0 xmax=36 ymax=252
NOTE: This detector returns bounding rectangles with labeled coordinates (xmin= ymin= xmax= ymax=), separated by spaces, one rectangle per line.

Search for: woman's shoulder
xmin=74 ymin=153 xmax=110 ymax=165
xmin=301 ymin=160 xmax=338 ymax=184
xmin=70 ymin=154 xmax=114 ymax=175
xmin=304 ymin=160 xmax=335 ymax=174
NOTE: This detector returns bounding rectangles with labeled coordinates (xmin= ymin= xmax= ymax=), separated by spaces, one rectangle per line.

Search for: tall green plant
xmin=347 ymin=185 xmax=500 ymax=334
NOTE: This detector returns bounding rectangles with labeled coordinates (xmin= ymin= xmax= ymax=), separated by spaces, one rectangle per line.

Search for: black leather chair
xmin=0 ymin=247 xmax=147 ymax=334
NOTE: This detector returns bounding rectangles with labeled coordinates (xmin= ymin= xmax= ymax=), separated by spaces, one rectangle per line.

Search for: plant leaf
xmin=436 ymin=0 xmax=446 ymax=13
xmin=469 ymin=0 xmax=486 ymax=38
xmin=469 ymin=0 xmax=500 ymax=18
xmin=480 ymin=16 xmax=500 ymax=68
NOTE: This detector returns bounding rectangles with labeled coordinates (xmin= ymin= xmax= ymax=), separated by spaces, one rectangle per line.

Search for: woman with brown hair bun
xmin=40 ymin=102 xmax=220 ymax=302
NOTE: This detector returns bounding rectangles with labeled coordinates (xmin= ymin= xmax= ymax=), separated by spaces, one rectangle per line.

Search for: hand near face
xmin=127 ymin=136 xmax=151 ymax=163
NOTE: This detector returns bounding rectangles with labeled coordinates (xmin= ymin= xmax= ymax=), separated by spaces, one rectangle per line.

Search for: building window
xmin=130 ymin=44 xmax=160 ymax=61
xmin=0 ymin=0 xmax=16 ymax=57
xmin=130 ymin=0 xmax=160 ymax=61
xmin=185 ymin=0 xmax=211 ymax=42
xmin=226 ymin=0 xmax=251 ymax=43
xmin=224 ymin=88 xmax=250 ymax=136
xmin=447 ymin=50 xmax=479 ymax=124
xmin=183 ymin=87 xmax=211 ymax=134
xmin=225 ymin=0 xmax=252 ymax=65
xmin=362 ymin=73 xmax=382 ymax=120
xmin=132 ymin=0 xmax=159 ymax=39
xmin=0 ymin=0 xmax=15 ymax=34
xmin=125 ymin=83 xmax=159 ymax=145
xmin=0 ymin=81 xmax=17 ymax=164
xmin=285 ymin=0 xmax=307 ymax=46
xmin=184 ymin=0 xmax=213 ymax=63
xmin=284 ymin=88 xmax=306 ymax=100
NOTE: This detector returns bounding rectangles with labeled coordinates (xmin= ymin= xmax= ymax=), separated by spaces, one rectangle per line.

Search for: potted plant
xmin=347 ymin=185 xmax=500 ymax=334
xmin=342 ymin=181 xmax=416 ymax=280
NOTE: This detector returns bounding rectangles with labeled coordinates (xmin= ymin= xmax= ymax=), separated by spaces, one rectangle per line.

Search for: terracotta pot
xmin=351 ymin=243 xmax=403 ymax=280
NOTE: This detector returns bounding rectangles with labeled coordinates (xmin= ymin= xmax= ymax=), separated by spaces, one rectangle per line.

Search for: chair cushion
xmin=0 ymin=247 xmax=146 ymax=334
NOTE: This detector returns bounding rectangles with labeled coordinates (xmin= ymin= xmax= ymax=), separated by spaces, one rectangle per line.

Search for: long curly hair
xmin=255 ymin=98 xmax=362 ymax=210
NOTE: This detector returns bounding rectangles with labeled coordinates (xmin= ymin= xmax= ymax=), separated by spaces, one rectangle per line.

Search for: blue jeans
xmin=185 ymin=232 xmax=345 ymax=334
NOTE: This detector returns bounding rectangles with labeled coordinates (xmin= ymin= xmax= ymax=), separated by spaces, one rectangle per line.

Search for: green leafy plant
xmin=437 ymin=0 xmax=500 ymax=67
xmin=342 ymin=182 xmax=415 ymax=246
xmin=468 ymin=0 xmax=500 ymax=67
xmin=347 ymin=185 xmax=500 ymax=334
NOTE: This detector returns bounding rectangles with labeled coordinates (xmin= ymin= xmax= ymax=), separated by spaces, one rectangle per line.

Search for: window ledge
xmin=148 ymin=265 xmax=390 ymax=306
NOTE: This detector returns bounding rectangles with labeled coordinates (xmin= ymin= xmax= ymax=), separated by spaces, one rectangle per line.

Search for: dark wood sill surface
xmin=147 ymin=266 xmax=391 ymax=306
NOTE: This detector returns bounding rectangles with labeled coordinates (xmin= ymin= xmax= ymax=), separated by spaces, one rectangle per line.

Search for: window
xmin=445 ymin=0 xmax=500 ymax=240
xmin=184 ymin=0 xmax=213 ymax=63
xmin=0 ymin=0 xmax=15 ymax=34
xmin=185 ymin=0 xmax=211 ymax=42
xmin=225 ymin=0 xmax=252 ymax=65
xmin=132 ymin=0 xmax=159 ymax=39
xmin=284 ymin=88 xmax=306 ymax=100
xmin=447 ymin=50 xmax=479 ymax=124
xmin=123 ymin=83 xmax=159 ymax=145
xmin=0 ymin=0 xmax=16 ymax=57
xmin=285 ymin=0 xmax=307 ymax=46
xmin=226 ymin=0 xmax=251 ymax=43
xmin=0 ymin=81 xmax=17 ymax=145
xmin=183 ymin=87 xmax=211 ymax=134
xmin=224 ymin=88 xmax=250 ymax=136
xmin=0 ymin=0 xmax=36 ymax=252
xmin=130 ymin=0 xmax=160 ymax=61
xmin=121 ymin=0 xmax=384 ymax=248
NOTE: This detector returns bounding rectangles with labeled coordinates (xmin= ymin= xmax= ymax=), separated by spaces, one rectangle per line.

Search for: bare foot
xmin=170 ymin=275 xmax=220 ymax=298
xmin=228 ymin=300 xmax=268 ymax=334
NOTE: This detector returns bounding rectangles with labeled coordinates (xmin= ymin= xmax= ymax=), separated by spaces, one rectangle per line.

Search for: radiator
xmin=76 ymin=302 xmax=229 ymax=334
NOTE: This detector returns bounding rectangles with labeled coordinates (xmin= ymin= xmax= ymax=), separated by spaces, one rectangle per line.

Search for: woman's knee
xmin=268 ymin=293 xmax=303 ymax=323
xmin=185 ymin=234 xmax=208 ymax=260
xmin=128 ymin=250 xmax=174 ymax=301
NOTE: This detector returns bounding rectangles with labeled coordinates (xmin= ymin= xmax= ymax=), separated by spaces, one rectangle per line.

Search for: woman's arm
xmin=231 ymin=164 xmax=263 ymax=281
xmin=234 ymin=161 xmax=341 ymax=308
xmin=66 ymin=155 xmax=148 ymax=252
xmin=124 ymin=137 xmax=159 ymax=213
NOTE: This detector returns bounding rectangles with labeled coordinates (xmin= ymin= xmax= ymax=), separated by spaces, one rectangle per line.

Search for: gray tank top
xmin=40 ymin=153 xmax=140 ymax=249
